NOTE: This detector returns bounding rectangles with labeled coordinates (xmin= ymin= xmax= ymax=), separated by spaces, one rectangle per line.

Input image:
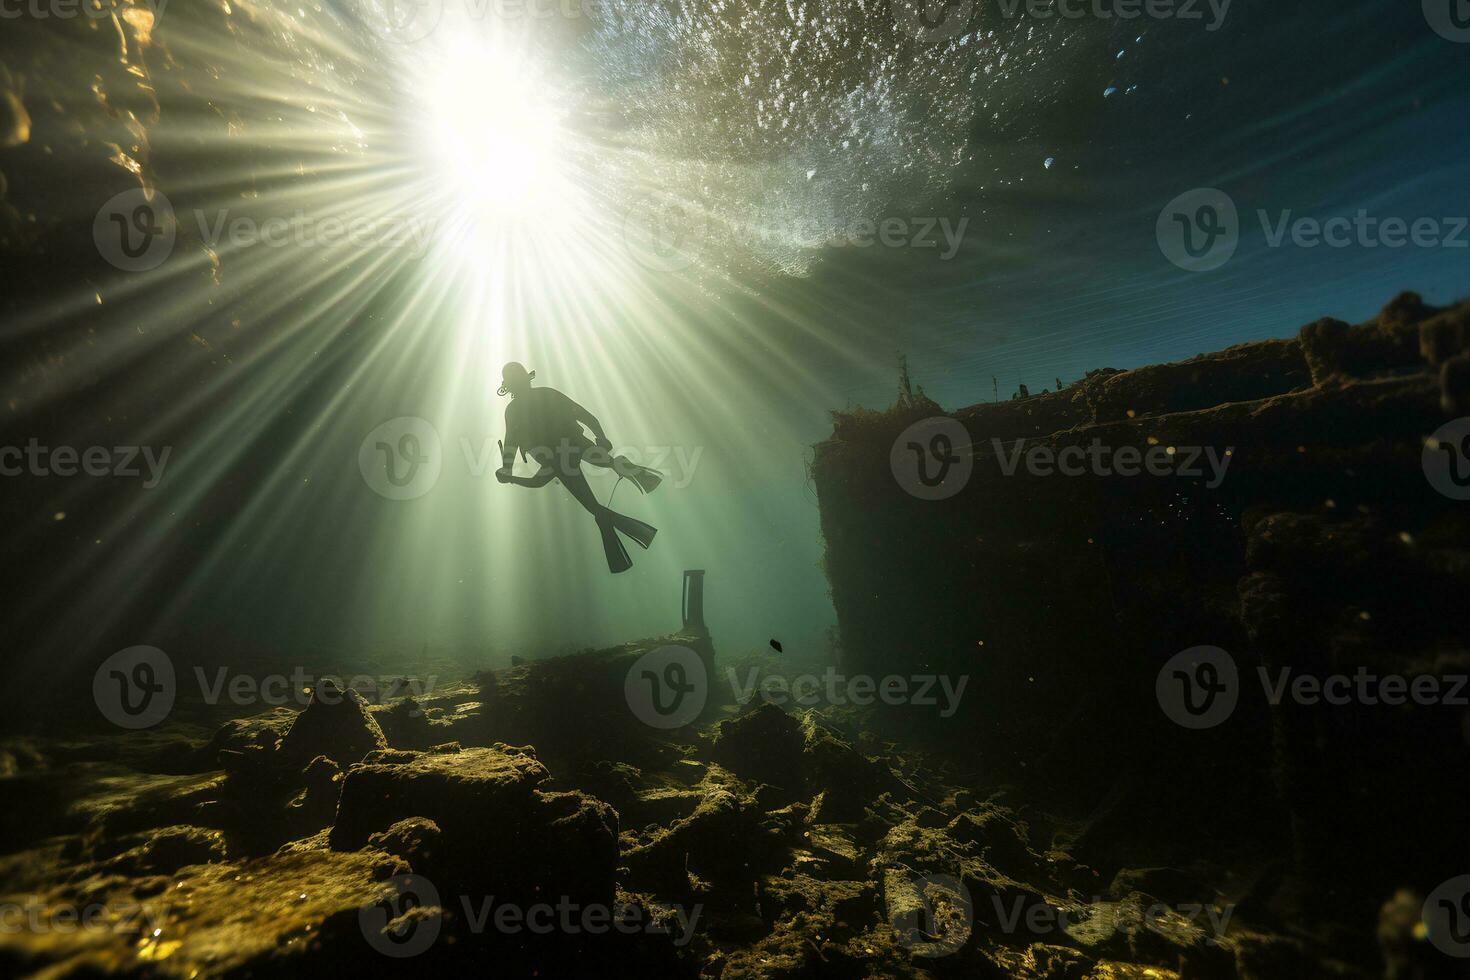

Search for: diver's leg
xmin=557 ymin=464 xmax=607 ymax=518
xmin=568 ymin=456 xmax=657 ymax=549
xmin=558 ymin=465 xmax=632 ymax=573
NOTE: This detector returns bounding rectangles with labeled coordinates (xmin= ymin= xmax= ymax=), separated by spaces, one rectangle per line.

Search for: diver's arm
xmin=496 ymin=418 xmax=522 ymax=484
xmin=497 ymin=419 xmax=554 ymax=488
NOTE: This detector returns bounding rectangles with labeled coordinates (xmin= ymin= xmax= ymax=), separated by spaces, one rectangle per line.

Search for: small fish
xmin=511 ymin=655 xmax=525 ymax=666
xmin=769 ymin=640 xmax=783 ymax=653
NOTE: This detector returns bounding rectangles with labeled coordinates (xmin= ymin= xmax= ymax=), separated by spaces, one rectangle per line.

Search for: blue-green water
xmin=1 ymin=0 xmax=1466 ymax=669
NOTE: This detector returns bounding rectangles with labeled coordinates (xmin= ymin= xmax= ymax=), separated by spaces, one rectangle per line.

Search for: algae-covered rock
xmin=630 ymin=786 xmax=705 ymax=825
xmin=0 ymin=88 xmax=28 ymax=149
xmin=329 ymin=744 xmax=548 ymax=849
xmin=758 ymin=872 xmax=872 ymax=924
xmin=278 ymin=679 xmax=388 ymax=766
xmin=1062 ymin=893 xmax=1237 ymax=978
xmin=707 ymin=702 xmax=902 ymax=823
xmin=200 ymin=707 xmax=297 ymax=763
xmin=946 ymin=805 xmax=1038 ymax=872
xmin=471 ymin=630 xmax=718 ymax=767
xmin=623 ymin=786 xmax=756 ymax=891
xmin=330 ymin=744 xmax=618 ymax=907
xmin=368 ymin=696 xmax=454 ymax=750
xmin=104 ymin=825 xmax=229 ymax=875
xmin=1107 ymin=867 xmax=1210 ymax=905
xmin=367 ymin=816 xmax=442 ymax=869
xmin=798 ymin=712 xmax=901 ymax=821
xmin=709 ymin=702 xmax=804 ymax=793
xmin=982 ymin=942 xmax=1096 ymax=979
xmin=0 ymin=848 xmax=407 ymax=977
xmin=1084 ymin=338 xmax=1309 ymax=421
xmin=287 ymin=754 xmax=344 ymax=830
xmin=1299 ymin=293 xmax=1431 ymax=383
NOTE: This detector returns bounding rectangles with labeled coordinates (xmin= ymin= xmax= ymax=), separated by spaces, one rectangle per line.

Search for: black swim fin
xmin=628 ymin=465 xmax=663 ymax=495
xmin=597 ymin=516 xmax=633 ymax=573
xmin=613 ymin=457 xmax=663 ymax=495
xmin=609 ymin=510 xmax=657 ymax=550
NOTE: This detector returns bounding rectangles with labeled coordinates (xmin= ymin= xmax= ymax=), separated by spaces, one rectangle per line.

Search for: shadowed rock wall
xmin=813 ymin=292 xmax=1470 ymax=909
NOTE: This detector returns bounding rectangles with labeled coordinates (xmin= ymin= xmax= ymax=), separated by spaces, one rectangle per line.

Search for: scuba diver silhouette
xmin=494 ymin=362 xmax=663 ymax=574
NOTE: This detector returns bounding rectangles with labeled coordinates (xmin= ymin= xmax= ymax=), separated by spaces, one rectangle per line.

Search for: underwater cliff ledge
xmin=812 ymin=290 xmax=1470 ymax=907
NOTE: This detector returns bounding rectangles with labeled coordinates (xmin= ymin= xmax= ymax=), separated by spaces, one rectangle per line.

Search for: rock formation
xmin=812 ymin=291 xmax=1470 ymax=965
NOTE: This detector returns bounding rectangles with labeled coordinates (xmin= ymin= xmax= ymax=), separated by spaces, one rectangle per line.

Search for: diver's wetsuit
xmin=504 ymin=388 xmax=594 ymax=472
xmin=500 ymin=386 xmax=660 ymax=573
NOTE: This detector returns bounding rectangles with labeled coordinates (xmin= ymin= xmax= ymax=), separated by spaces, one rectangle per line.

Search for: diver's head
xmin=498 ymin=362 xmax=535 ymax=398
